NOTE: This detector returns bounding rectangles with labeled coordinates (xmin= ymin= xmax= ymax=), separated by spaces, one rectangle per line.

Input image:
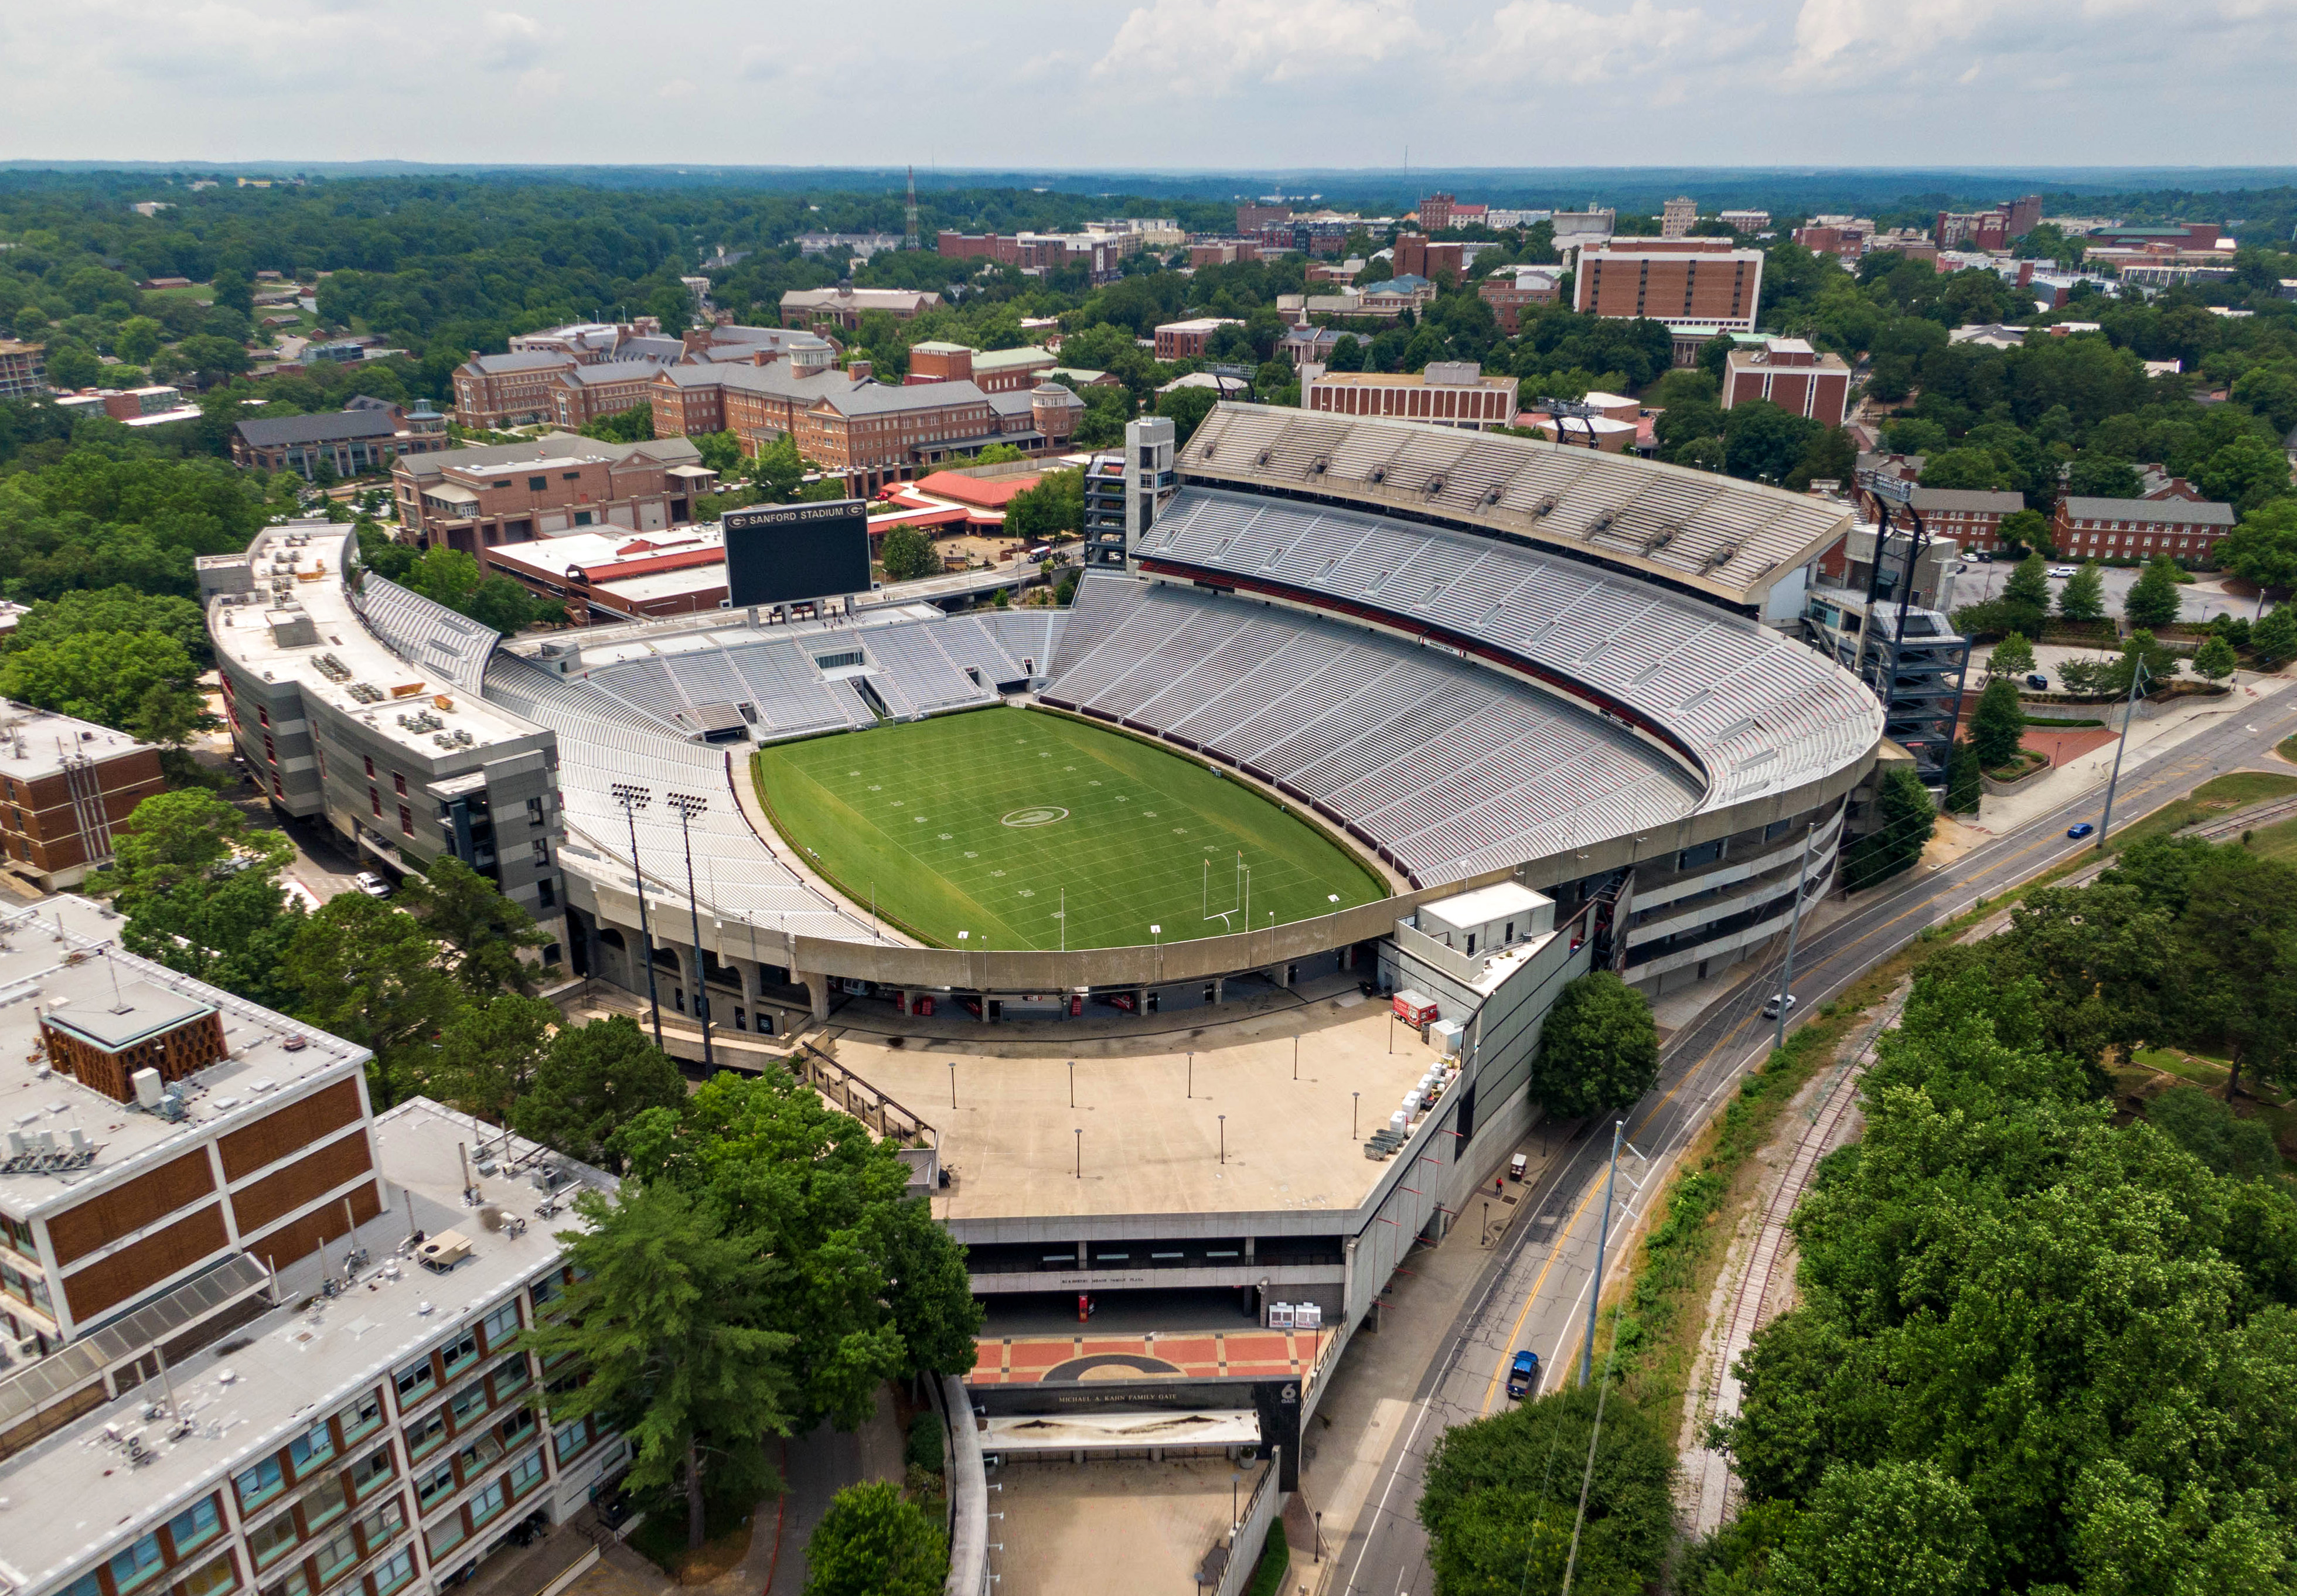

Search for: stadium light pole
xmin=668 ymin=793 xmax=714 ymax=1072
xmin=609 ymin=783 xmax=664 ymax=1052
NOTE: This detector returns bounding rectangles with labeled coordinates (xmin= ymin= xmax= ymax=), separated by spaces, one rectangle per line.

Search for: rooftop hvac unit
xmin=417 ymin=1229 xmax=472 ymax=1273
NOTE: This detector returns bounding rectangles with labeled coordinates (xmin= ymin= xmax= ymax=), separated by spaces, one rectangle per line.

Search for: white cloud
xmin=1093 ymin=0 xmax=1435 ymax=91
xmin=476 ymin=10 xmax=548 ymax=70
xmin=1790 ymin=0 xmax=2297 ymax=79
xmin=1485 ymin=0 xmax=1720 ymax=81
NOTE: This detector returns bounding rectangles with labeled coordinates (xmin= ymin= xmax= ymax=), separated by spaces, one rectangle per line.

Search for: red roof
xmin=910 ymin=470 xmax=1040 ymax=510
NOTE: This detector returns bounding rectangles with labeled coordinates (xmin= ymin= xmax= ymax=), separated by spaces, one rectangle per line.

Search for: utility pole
xmin=2096 ymin=656 xmax=2150 ymax=848
xmin=611 ymin=783 xmax=664 ymax=1051
xmin=1772 ymin=822 xmax=1817 ymax=1054
xmin=904 ymin=165 xmax=920 ymax=252
xmin=1580 ymin=1121 xmax=1624 ymax=1387
xmin=668 ymin=793 xmax=714 ymax=1071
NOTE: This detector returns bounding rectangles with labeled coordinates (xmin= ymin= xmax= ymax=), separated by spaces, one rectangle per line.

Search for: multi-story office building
xmin=0 ymin=340 xmax=48 ymax=398
xmin=1661 ymin=196 xmax=1698 ymax=237
xmin=1153 ymin=319 xmax=1244 ymax=360
xmin=203 ymin=524 xmax=568 ymax=946
xmin=0 ymin=951 xmax=628 ymax=1596
xmin=1906 ymin=488 xmax=2026 ymax=555
xmin=450 ymin=353 xmax=577 ymax=431
xmin=390 ymin=435 xmax=711 ymax=555
xmin=791 ymin=381 xmax=1081 ymax=493
xmin=905 ymin=343 xmax=1057 ymax=393
xmin=2052 ymin=495 xmax=2237 ymax=565
xmin=1477 ymin=268 xmax=1563 ymax=334
xmin=1574 ymin=238 xmax=1764 ymax=332
xmin=0 ymin=704 xmax=165 ymax=888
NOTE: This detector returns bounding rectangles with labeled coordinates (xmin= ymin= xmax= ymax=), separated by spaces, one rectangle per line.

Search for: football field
xmin=752 ymin=706 xmax=1386 ymax=950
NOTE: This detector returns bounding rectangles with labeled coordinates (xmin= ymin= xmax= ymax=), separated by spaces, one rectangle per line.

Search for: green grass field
xmin=752 ymin=706 xmax=1385 ymax=950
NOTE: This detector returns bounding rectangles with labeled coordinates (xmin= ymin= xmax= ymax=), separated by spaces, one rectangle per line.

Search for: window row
xmin=404 ymin=1351 xmax=531 ymax=1461
xmin=422 ymin=1449 xmax=547 ymax=1565
xmin=415 ymin=1407 xmax=539 ymax=1514
xmin=390 ymin=1298 xmax=525 ymax=1411
xmin=231 ymin=1390 xmax=387 ymax=1518
xmin=255 ymin=1495 xmax=408 ymax=1596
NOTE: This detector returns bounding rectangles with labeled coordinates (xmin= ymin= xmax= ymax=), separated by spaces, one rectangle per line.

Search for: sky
xmin=6 ymin=0 xmax=2295 ymax=169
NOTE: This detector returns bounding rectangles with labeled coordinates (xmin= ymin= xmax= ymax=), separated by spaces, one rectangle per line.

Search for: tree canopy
xmin=1534 ymin=971 xmax=1660 ymax=1120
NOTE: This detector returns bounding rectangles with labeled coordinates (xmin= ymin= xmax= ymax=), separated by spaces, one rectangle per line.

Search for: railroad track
xmin=1682 ymin=988 xmax=1908 ymax=1536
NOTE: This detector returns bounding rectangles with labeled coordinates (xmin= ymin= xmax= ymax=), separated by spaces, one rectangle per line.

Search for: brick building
xmin=1391 ymin=234 xmax=1470 ymax=284
xmin=779 ymin=285 xmax=942 ymax=331
xmin=906 ymin=343 xmax=1058 ymax=391
xmin=2051 ymin=496 xmax=2237 ymax=565
xmin=1236 ymin=202 xmax=1293 ymax=233
xmin=233 ymin=399 xmax=449 ymax=478
xmin=482 ymin=527 xmax=730 ymax=625
xmin=0 ymin=705 xmax=165 ymax=888
xmin=1155 ymin=318 xmax=1245 ymax=359
xmin=792 ymin=381 xmax=1081 ymax=493
xmin=451 ymin=351 xmax=577 ymax=429
xmin=1417 ymin=193 xmax=1457 ymax=231
xmin=1478 ymin=267 xmax=1563 ymax=335
xmin=54 ymin=384 xmax=186 ymax=422
xmin=1906 ymin=487 xmax=2027 ymax=554
xmin=1574 ymin=239 xmax=1764 ymax=331
xmin=1661 ymin=196 xmax=1698 ymax=237
xmin=1301 ymin=363 xmax=1516 ymax=429
xmin=1794 ymin=221 xmax=1872 ymax=263
xmin=1720 ymin=339 xmax=1854 ymax=428
xmin=391 ymin=434 xmax=711 ymax=554
xmin=544 ymin=360 xmax=672 ymax=429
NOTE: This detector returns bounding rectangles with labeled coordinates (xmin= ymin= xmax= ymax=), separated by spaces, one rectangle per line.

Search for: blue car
xmin=1508 ymin=1349 xmax=1541 ymax=1399
xmin=2067 ymin=822 xmax=2097 ymax=840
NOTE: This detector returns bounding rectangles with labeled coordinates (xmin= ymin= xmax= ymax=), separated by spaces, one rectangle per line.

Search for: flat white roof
xmin=1419 ymin=881 xmax=1551 ymax=927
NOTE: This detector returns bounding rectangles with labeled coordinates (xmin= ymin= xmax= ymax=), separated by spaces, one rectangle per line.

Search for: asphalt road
xmin=1328 ymin=694 xmax=2297 ymax=1596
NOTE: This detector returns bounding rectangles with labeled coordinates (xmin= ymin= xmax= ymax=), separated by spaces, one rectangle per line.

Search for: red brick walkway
xmin=968 ymin=1329 xmax=1333 ymax=1389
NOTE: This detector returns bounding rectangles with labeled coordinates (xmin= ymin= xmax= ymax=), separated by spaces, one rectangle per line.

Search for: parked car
xmin=2026 ymin=673 xmax=2050 ymax=690
xmin=353 ymin=872 xmax=391 ymax=898
xmin=1762 ymin=991 xmax=1798 ymax=1019
xmin=1508 ymin=1349 xmax=1542 ymax=1400
xmin=2049 ymin=565 xmax=2078 ymax=578
xmin=1972 ymin=551 xmax=1993 ymax=563
xmin=2067 ymin=822 xmax=2097 ymax=840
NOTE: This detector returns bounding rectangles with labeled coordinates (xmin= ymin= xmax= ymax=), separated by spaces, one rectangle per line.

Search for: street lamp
xmin=609 ymin=782 xmax=664 ymax=1052
xmin=1068 ymin=1059 xmax=1076 ymax=1107
xmin=1075 ymin=1127 xmax=1082 ymax=1178
xmin=667 ymin=792 xmax=714 ymax=1072
xmin=1351 ymin=1092 xmax=1359 ymax=1140
xmin=1219 ymin=1114 xmax=1226 ymax=1165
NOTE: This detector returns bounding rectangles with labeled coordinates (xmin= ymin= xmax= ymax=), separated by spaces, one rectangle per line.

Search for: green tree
xmin=1999 ymin=551 xmax=2051 ymax=636
xmin=2124 ymin=554 xmax=2184 ymax=629
xmin=2220 ymin=499 xmax=2297 ymax=594
xmin=431 ymin=993 xmax=556 ymax=1126
xmin=751 ymin=435 xmax=808 ymax=503
xmin=8 ymin=584 xmax=211 ymax=666
xmin=878 ymin=524 xmax=939 ymax=582
xmin=1842 ymin=768 xmax=1934 ymax=891
xmin=1914 ymin=449 xmax=2010 ymax=492
xmin=1969 ymin=675 xmax=2026 ymax=769
xmin=1155 ymin=383 xmax=1219 ymax=448
xmin=1945 ymin=739 xmax=1981 ymax=815
xmin=114 ymin=317 xmax=165 ymax=367
xmin=2057 ymin=559 xmax=2107 ymax=622
xmin=972 ymin=442 xmax=1025 ymax=465
xmin=1993 ymin=508 xmax=2051 ymax=557
xmin=1767 ymin=1461 xmax=1995 ymax=1596
xmin=174 ymin=334 xmax=251 ymax=385
xmin=396 ymin=854 xmax=544 ymax=995
xmin=2197 ymin=432 xmax=2292 ymax=511
xmin=1532 ymin=971 xmax=1659 ymax=1119
xmin=577 ymin=403 xmax=655 ymax=444
xmin=802 ymin=1482 xmax=948 ymax=1596
xmin=614 ymin=1070 xmax=983 ymax=1426
xmin=2252 ymin=603 xmax=2297 ymax=664
xmin=91 ymin=790 xmax=303 ymax=1010
xmin=280 ymin=894 xmax=466 ymax=1104
xmin=1986 ymin=631 xmax=2034 ymax=680
xmin=512 ymin=1014 xmax=687 ymax=1167
xmin=2066 ymin=450 xmax=2142 ymax=499
xmin=2193 ymin=633 xmax=2238 ymax=683
xmin=1723 ymin=400 xmax=1820 ymax=485
xmin=2145 ymin=1085 xmax=2281 ymax=1180
xmin=42 ymin=340 xmax=100 ymax=391
xmin=523 ymin=1184 xmax=797 ymax=1551
xmin=1327 ymin=335 xmax=1365 ymax=371
xmin=1418 ymin=1384 xmax=1676 ymax=1596
xmin=0 ymin=630 xmax=208 ymax=746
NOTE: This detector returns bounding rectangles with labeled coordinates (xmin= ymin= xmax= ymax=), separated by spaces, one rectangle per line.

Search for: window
xmin=415 ymin=1460 xmax=456 ymax=1510
xmin=527 ymin=477 xmax=547 ymax=491
xmin=553 ymin=1417 xmax=592 ymax=1463
xmin=312 ymin=1529 xmax=357 ymax=1585
xmin=176 ymin=1554 xmax=240 ymax=1596
xmin=370 ymin=1551 xmax=415 ymax=1596
xmin=466 ymin=1481 xmax=507 ymax=1528
xmin=531 ymin=840 xmax=549 ymax=865
xmin=404 ymin=1409 xmax=447 ymax=1459
xmin=507 ymin=1452 xmax=544 ymax=1498
xmin=397 ymin=805 xmax=414 ymax=836
xmin=370 ymin=789 xmax=382 ymax=819
xmin=302 ymin=1478 xmax=349 ymax=1534
xmin=491 ymin=1359 xmax=531 ymax=1402
xmin=345 ymin=1449 xmax=395 ymax=1500
xmin=257 ymin=706 xmax=271 ymax=729
xmin=392 ymin=773 xmax=406 ymax=796
xmin=529 ymin=1273 xmax=564 ymax=1313
xmin=536 ymin=879 xmax=555 ymax=909
xmin=236 ymin=1457 xmax=288 ymax=1512
xmin=426 ymin=1518 xmax=466 ymax=1560
xmin=168 ymin=1498 xmax=223 ymax=1559
xmin=363 ymin=755 xmax=374 ymax=778
xmin=338 ymin=1392 xmax=384 ymax=1446
xmin=448 ymin=1382 xmax=490 ymax=1430
xmin=440 ymin=1329 xmax=479 ymax=1379
xmin=247 ymin=1514 xmax=303 ymax=1571
xmin=60 ymin=1576 xmax=101 ymax=1596
xmin=111 ymin=1534 xmax=166 ymax=1592
xmin=355 ymin=1497 xmax=407 ymax=1555
xmin=480 ymin=1299 xmax=520 ymax=1350
xmin=288 ymin=1421 xmax=335 ymax=1476
xmin=393 ymin=1357 xmax=435 ymax=1404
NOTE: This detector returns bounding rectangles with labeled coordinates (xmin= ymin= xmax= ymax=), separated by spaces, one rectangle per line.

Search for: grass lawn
xmin=753 ymin=705 xmax=1384 ymax=950
xmin=2248 ymin=813 xmax=2297 ymax=865
xmin=2102 ymin=770 xmax=2297 ymax=851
